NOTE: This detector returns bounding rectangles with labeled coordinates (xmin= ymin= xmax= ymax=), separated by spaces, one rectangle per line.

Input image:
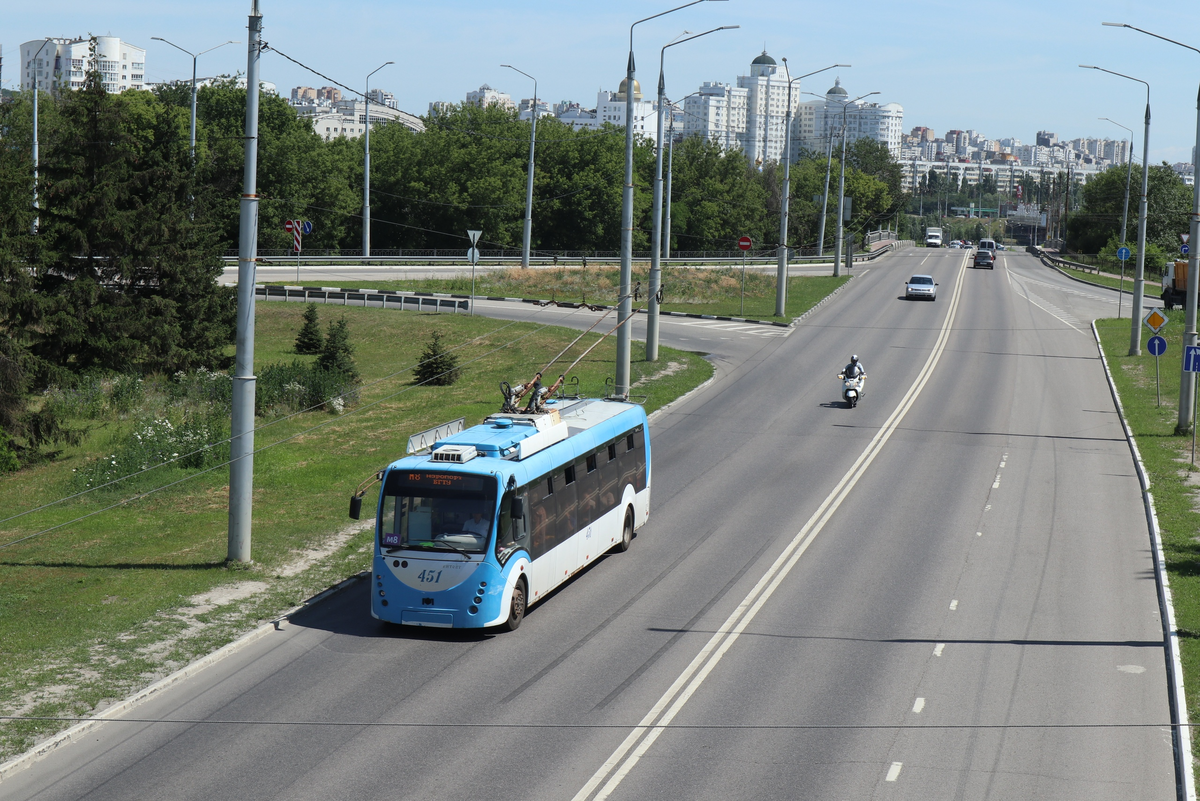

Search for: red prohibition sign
xmin=737 ymin=236 xmax=752 ymax=251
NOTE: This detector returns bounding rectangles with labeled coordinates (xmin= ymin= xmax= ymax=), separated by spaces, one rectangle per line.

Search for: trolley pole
xmin=228 ymin=0 xmax=262 ymax=563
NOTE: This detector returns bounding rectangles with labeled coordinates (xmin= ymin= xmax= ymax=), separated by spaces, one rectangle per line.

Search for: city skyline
xmin=4 ymin=1 xmax=1194 ymax=165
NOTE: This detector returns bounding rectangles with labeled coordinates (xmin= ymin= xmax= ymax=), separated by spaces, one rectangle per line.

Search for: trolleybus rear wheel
xmin=618 ymin=507 xmax=634 ymax=552
xmin=502 ymin=579 xmax=526 ymax=631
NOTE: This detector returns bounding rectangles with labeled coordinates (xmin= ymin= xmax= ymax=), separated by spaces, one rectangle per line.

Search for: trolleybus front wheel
xmin=618 ymin=507 xmax=634 ymax=552
xmin=501 ymin=578 xmax=526 ymax=631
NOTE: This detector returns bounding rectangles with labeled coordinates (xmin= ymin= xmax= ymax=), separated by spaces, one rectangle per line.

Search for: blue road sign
xmin=1186 ymin=345 xmax=1200 ymax=373
xmin=1148 ymin=335 xmax=1167 ymax=356
xmin=1182 ymin=244 xmax=1191 ymax=256
xmin=1117 ymin=246 xmax=1131 ymax=261
xmin=302 ymin=220 xmax=313 ymax=235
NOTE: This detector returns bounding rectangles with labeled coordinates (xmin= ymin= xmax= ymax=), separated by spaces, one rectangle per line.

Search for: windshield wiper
xmin=422 ymin=539 xmax=472 ymax=560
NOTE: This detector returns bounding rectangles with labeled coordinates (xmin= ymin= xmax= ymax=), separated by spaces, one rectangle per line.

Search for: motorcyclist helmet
xmin=850 ymin=355 xmax=858 ymax=364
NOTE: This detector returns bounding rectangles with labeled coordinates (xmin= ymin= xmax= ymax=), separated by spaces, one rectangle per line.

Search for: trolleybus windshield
xmin=379 ymin=471 xmax=497 ymax=554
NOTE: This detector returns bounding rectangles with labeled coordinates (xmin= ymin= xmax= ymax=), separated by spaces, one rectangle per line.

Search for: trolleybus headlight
xmin=393 ymin=560 xmax=400 ymax=567
xmin=379 ymin=590 xmax=385 ymax=596
xmin=474 ymin=596 xmax=483 ymax=604
xmin=468 ymin=605 xmax=478 ymax=615
xmin=479 ymin=581 xmax=487 ymax=588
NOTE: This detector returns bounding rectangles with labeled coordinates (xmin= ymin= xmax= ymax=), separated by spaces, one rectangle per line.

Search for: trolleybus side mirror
xmin=349 ymin=495 xmax=362 ymax=520
xmin=511 ymin=497 xmax=525 ymax=520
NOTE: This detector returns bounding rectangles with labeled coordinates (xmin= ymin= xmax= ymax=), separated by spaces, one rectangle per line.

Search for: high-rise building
xmin=465 ymin=84 xmax=514 ymax=111
xmin=803 ymin=78 xmax=904 ymax=160
xmin=21 ymin=36 xmax=145 ymax=94
xmin=1036 ymin=131 xmax=1057 ymax=147
xmin=368 ymin=88 xmax=396 ymax=109
xmin=735 ymin=51 xmax=799 ymax=167
xmin=682 ymin=81 xmax=747 ymax=153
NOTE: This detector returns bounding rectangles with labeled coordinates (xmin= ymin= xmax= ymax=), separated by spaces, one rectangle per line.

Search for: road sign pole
xmin=1119 ymin=257 xmax=1127 ymax=317
xmin=741 ymin=251 xmax=746 ymax=316
xmin=1157 ymin=354 xmax=1161 ymax=407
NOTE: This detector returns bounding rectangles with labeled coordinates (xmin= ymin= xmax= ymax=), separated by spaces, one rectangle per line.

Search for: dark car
xmin=973 ymin=250 xmax=995 ymax=269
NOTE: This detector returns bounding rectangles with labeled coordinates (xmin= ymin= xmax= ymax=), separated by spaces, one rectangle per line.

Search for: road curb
xmin=1091 ymin=320 xmax=1196 ymax=801
xmin=0 ymin=572 xmax=368 ymax=784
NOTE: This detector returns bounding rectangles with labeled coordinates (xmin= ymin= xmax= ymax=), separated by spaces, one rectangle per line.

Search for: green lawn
xmin=274 ymin=267 xmax=850 ymax=322
xmin=1096 ymin=314 xmax=1200 ymax=772
xmin=0 ymin=303 xmax=713 ymax=760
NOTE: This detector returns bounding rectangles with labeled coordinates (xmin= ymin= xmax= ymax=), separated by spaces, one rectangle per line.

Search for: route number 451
xmin=417 ymin=569 xmax=444 ymax=584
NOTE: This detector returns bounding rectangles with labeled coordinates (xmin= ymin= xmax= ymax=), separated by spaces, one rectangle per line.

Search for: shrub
xmin=169 ymin=367 xmax=233 ymax=412
xmin=317 ymin=317 xmax=359 ymax=383
xmin=0 ymin=429 xmax=19 ymax=473
xmin=256 ymin=361 xmax=357 ymax=417
xmin=72 ymin=409 xmax=230 ymax=492
xmin=294 ymin=303 xmax=324 ymax=355
xmin=413 ymin=331 xmax=461 ymax=386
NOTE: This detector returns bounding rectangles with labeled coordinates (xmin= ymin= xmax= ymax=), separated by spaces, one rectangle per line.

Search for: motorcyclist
xmin=843 ymin=354 xmax=865 ymax=380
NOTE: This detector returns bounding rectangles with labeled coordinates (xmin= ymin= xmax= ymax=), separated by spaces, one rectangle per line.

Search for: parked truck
xmin=924 ymin=227 xmax=943 ymax=248
xmin=1163 ymin=260 xmax=1188 ymax=309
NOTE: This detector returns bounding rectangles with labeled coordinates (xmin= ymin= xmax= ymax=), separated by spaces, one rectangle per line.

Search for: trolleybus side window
xmin=577 ymin=455 xmax=600 ymax=528
xmin=528 ymin=476 xmax=555 ymax=558
xmin=555 ymin=467 xmax=579 ymax=538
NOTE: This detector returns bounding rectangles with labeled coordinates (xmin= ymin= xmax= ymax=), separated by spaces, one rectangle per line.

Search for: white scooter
xmin=837 ymin=372 xmax=866 ymax=408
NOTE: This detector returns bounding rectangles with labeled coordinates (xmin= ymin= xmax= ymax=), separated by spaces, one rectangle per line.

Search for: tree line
xmin=0 ymin=69 xmax=910 ymax=461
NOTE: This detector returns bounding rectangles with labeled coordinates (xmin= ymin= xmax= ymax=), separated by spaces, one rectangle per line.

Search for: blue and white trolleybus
xmin=354 ymin=397 xmax=650 ymax=630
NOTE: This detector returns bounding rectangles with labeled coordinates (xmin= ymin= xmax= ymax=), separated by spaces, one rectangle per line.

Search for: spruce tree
xmin=295 ymin=304 xmax=324 ymax=354
xmin=21 ymin=63 xmax=234 ymax=377
xmin=317 ymin=317 xmax=359 ymax=383
xmin=413 ymin=331 xmax=461 ymax=386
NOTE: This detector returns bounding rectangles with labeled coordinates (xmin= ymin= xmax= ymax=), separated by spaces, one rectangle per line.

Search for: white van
xmin=978 ymin=238 xmax=997 ymax=253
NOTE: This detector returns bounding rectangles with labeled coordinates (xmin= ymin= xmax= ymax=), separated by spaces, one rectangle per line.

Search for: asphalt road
xmin=7 ymin=248 xmax=1177 ymax=800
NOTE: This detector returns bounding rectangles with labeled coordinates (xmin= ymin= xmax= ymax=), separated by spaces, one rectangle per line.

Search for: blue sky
xmin=6 ymin=1 xmax=1197 ymax=165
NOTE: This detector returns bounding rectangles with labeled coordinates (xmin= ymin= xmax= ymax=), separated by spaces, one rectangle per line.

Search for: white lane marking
xmin=886 ymin=762 xmax=904 ymax=782
xmin=912 ymin=698 xmax=925 ymax=714
xmin=1118 ymin=664 xmax=1147 ymax=674
xmin=993 ymin=475 xmax=1001 ymax=489
xmin=1006 ymin=269 xmax=1087 ymax=334
xmin=672 ymin=319 xmax=790 ymax=338
xmin=933 ymin=643 xmax=945 ymax=657
xmin=950 ymin=599 xmax=959 ymax=611
xmin=984 ymin=504 xmax=991 ymax=512
xmin=976 ymin=531 xmax=982 ymax=537
xmin=571 ymin=254 xmax=972 ymax=801
xmin=999 ymin=461 xmax=1006 ymax=468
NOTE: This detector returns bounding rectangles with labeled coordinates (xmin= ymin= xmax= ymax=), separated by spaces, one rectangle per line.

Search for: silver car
xmin=905 ymin=274 xmax=938 ymax=301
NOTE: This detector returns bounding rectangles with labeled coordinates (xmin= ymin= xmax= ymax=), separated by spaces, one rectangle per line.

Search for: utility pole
xmin=228 ymin=0 xmax=262 ymax=563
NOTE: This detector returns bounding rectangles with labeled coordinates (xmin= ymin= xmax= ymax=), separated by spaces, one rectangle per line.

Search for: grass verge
xmin=1096 ymin=313 xmax=1200 ymax=767
xmin=274 ymin=266 xmax=850 ymax=322
xmin=0 ymin=303 xmax=713 ymax=761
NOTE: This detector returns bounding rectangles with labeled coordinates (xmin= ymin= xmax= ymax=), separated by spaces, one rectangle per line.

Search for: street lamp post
xmin=776 ymin=61 xmax=847 ymax=316
xmin=502 ymin=64 xmax=538 ymax=269
xmin=617 ymin=0 xmax=721 ymax=397
xmin=1100 ymin=116 xmax=1135 ymax=316
xmin=151 ymin=37 xmax=238 ymax=164
xmin=1104 ymin=22 xmax=1200 ymax=436
xmin=648 ymin=25 xmax=736 ymax=361
xmin=831 ymin=92 xmax=879 ymax=277
xmin=362 ymin=61 xmax=393 ymax=259
xmin=30 ymin=38 xmax=53 ymax=235
xmin=1080 ymin=65 xmax=1150 ymax=357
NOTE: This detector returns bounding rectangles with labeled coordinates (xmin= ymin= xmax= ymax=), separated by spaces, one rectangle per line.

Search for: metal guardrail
xmin=226 ymin=239 xmax=900 ymax=266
